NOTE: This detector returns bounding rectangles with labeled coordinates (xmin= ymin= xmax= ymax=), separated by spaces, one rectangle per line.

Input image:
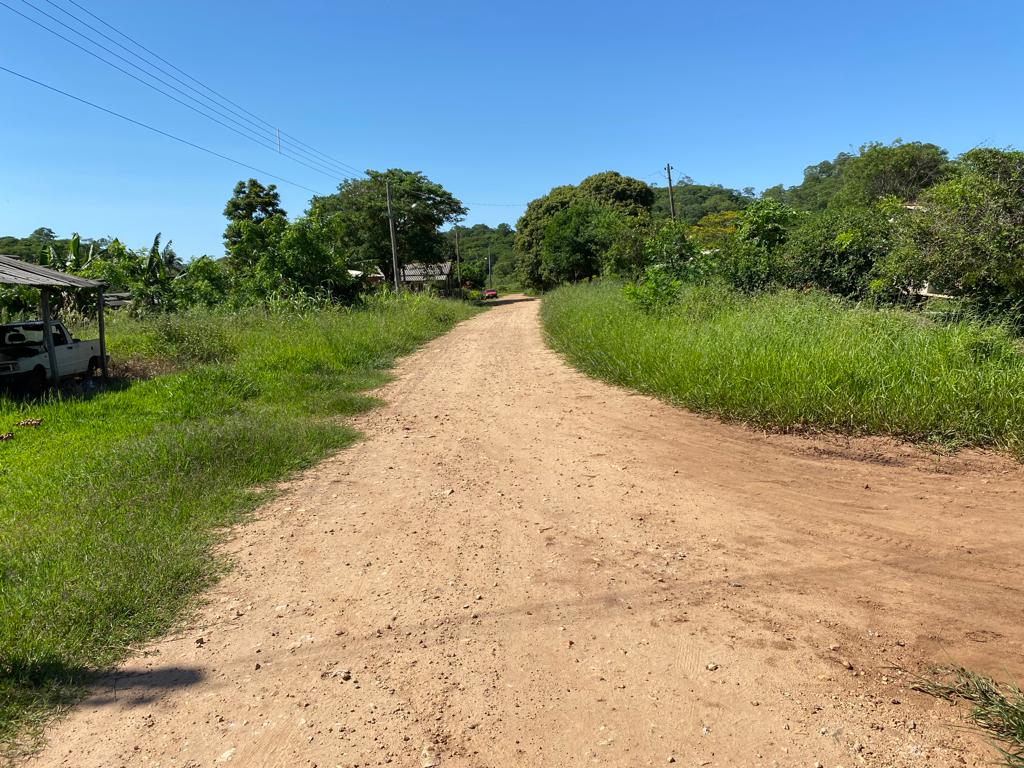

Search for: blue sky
xmin=1 ymin=0 xmax=1022 ymax=259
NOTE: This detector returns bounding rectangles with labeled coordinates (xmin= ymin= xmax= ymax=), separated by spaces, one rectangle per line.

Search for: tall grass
xmin=0 ymin=294 xmax=478 ymax=753
xmin=542 ymin=281 xmax=1024 ymax=455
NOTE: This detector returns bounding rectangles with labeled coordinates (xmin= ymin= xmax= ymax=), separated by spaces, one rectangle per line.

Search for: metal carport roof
xmin=0 ymin=254 xmax=103 ymax=289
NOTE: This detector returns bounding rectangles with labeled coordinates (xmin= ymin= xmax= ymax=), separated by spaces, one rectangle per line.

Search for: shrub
xmin=780 ymin=205 xmax=894 ymax=298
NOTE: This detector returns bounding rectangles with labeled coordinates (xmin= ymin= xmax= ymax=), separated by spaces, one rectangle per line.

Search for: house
xmin=400 ymin=262 xmax=452 ymax=292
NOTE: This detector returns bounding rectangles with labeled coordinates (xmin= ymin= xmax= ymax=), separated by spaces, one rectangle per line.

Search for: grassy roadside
xmin=915 ymin=668 xmax=1024 ymax=767
xmin=0 ymin=294 xmax=479 ymax=754
xmin=541 ymin=281 xmax=1024 ymax=456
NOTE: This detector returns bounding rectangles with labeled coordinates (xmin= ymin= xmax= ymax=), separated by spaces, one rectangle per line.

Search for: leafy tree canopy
xmin=652 ymin=184 xmax=753 ymax=224
xmin=764 ymin=140 xmax=949 ymax=211
xmin=308 ymin=169 xmax=466 ymax=283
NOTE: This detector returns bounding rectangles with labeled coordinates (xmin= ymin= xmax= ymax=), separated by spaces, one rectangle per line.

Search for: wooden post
xmin=97 ymin=289 xmax=108 ymax=379
xmin=40 ymin=289 xmax=60 ymax=387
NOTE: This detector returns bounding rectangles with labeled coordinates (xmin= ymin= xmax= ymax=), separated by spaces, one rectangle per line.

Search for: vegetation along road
xmin=28 ymin=296 xmax=1024 ymax=767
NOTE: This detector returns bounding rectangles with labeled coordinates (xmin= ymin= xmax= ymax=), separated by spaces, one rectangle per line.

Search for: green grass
xmin=0 ymin=294 xmax=478 ymax=754
xmin=914 ymin=668 xmax=1024 ymax=767
xmin=542 ymin=281 xmax=1024 ymax=456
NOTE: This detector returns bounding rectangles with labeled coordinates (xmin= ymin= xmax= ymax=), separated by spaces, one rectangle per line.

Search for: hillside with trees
xmin=515 ymin=140 xmax=1024 ymax=319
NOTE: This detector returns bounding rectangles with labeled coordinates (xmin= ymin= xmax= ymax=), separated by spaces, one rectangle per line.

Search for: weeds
xmin=0 ymin=296 xmax=478 ymax=752
xmin=542 ymin=280 xmax=1024 ymax=456
xmin=914 ymin=667 xmax=1024 ymax=767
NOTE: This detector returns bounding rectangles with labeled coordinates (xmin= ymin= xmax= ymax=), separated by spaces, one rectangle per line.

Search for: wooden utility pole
xmin=487 ymin=245 xmax=492 ymax=289
xmin=454 ymin=227 xmax=463 ymax=297
xmin=666 ymin=163 xmax=677 ymax=221
xmin=385 ymin=179 xmax=400 ymax=291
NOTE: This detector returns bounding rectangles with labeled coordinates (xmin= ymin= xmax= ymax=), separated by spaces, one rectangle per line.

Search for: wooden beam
xmin=40 ymin=289 xmax=60 ymax=387
xmin=97 ymin=289 xmax=108 ymax=379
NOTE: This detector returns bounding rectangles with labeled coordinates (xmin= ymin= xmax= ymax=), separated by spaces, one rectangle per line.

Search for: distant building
xmin=348 ymin=268 xmax=387 ymax=286
xmin=400 ymin=262 xmax=452 ymax=291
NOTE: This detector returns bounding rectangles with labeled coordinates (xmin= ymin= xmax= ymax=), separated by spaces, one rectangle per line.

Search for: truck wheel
xmin=30 ymin=366 xmax=48 ymax=391
xmin=88 ymin=356 xmax=100 ymax=376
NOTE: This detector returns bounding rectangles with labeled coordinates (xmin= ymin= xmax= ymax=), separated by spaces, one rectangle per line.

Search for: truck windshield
xmin=1 ymin=325 xmax=57 ymax=345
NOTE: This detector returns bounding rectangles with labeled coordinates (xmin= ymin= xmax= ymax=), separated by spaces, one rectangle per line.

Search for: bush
xmin=780 ymin=205 xmax=894 ymax=298
xmin=623 ymin=267 xmax=682 ymax=314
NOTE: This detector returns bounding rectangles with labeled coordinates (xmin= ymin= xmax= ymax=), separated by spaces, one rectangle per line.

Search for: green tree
xmin=765 ymin=141 xmax=949 ymax=211
xmin=223 ymin=179 xmax=288 ymax=270
xmin=689 ymin=210 xmax=743 ymax=251
xmin=763 ymin=153 xmax=854 ymax=211
xmin=652 ymin=184 xmax=753 ymax=224
xmin=885 ymin=148 xmax=1024 ymax=311
xmin=829 ymin=140 xmax=949 ymax=209
xmin=443 ymin=223 xmax=516 ymax=288
xmin=174 ymin=256 xmax=229 ymax=308
xmin=515 ymin=172 xmax=654 ymax=289
xmin=539 ymin=200 xmax=608 ymax=285
xmin=577 ymin=171 xmax=654 ymax=215
xmin=780 ymin=205 xmax=894 ymax=298
xmin=308 ymin=169 xmax=465 ymax=284
xmin=513 ymin=184 xmax=579 ymax=288
xmin=738 ymin=199 xmax=800 ymax=251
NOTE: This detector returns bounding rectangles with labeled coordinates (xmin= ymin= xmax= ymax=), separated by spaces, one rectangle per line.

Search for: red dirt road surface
xmin=28 ymin=296 xmax=1024 ymax=767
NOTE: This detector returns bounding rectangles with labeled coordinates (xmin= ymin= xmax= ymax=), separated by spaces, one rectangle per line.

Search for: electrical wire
xmin=2 ymin=0 xmax=364 ymax=183
xmin=56 ymin=0 xmax=366 ymax=178
xmin=0 ymin=63 xmax=324 ymax=195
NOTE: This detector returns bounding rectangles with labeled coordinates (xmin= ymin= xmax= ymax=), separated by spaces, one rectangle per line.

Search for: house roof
xmin=0 ymin=254 xmax=104 ymax=289
xmin=401 ymin=262 xmax=451 ymax=282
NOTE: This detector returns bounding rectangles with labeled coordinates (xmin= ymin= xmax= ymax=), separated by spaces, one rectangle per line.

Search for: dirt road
xmin=30 ymin=296 xmax=1024 ymax=767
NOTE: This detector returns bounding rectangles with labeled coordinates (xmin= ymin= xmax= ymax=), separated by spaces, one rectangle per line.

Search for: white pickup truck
xmin=0 ymin=321 xmax=105 ymax=390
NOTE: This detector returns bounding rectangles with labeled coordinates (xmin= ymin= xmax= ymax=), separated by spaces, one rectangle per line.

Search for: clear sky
xmin=1 ymin=0 xmax=1022 ymax=259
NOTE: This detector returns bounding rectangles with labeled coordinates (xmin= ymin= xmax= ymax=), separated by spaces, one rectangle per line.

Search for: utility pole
xmin=385 ymin=179 xmax=400 ymax=291
xmin=487 ymin=245 xmax=492 ymax=289
xmin=665 ymin=163 xmax=677 ymax=221
xmin=454 ymin=226 xmax=463 ymax=297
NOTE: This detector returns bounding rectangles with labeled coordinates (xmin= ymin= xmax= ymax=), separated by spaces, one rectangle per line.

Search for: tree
xmin=738 ymin=199 xmax=800 ymax=251
xmin=514 ymin=185 xmax=578 ymax=288
xmin=539 ymin=200 xmax=608 ymax=285
xmin=308 ymin=169 xmax=465 ymax=284
xmin=689 ymin=210 xmax=744 ymax=251
xmin=765 ymin=141 xmax=949 ymax=211
xmin=443 ymin=223 xmax=516 ymax=288
xmin=515 ymin=172 xmax=654 ymax=289
xmin=884 ymin=148 xmax=1024 ymax=311
xmin=829 ymin=140 xmax=949 ymax=208
xmin=652 ymin=184 xmax=753 ymax=224
xmin=223 ymin=179 xmax=288 ymax=269
xmin=763 ymin=153 xmax=854 ymax=211
xmin=577 ymin=171 xmax=654 ymax=215
xmin=174 ymin=256 xmax=229 ymax=308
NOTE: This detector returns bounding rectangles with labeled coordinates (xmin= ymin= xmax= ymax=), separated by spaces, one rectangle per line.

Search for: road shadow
xmin=82 ymin=665 xmax=205 ymax=709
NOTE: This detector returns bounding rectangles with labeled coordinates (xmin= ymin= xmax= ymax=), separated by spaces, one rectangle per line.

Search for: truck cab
xmin=0 ymin=321 xmax=105 ymax=390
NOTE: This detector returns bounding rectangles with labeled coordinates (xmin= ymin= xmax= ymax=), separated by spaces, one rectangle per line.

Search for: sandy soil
xmin=27 ymin=295 xmax=1024 ymax=768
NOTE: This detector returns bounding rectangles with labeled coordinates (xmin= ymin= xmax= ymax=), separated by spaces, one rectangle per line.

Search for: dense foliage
xmin=1 ymin=169 xmax=477 ymax=321
xmin=516 ymin=140 xmax=1024 ymax=323
xmin=442 ymin=223 xmax=516 ymax=289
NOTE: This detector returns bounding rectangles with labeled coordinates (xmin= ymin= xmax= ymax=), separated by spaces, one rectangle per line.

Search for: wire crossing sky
xmin=2 ymin=0 xmax=1023 ymax=258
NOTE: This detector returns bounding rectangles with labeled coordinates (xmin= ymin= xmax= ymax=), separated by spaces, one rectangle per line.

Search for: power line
xmin=0 ymin=63 xmax=324 ymax=195
xmin=39 ymin=0 xmax=363 ymax=180
xmin=2 ymin=0 xmax=361 ymax=182
xmin=56 ymin=0 xmax=367 ymax=179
